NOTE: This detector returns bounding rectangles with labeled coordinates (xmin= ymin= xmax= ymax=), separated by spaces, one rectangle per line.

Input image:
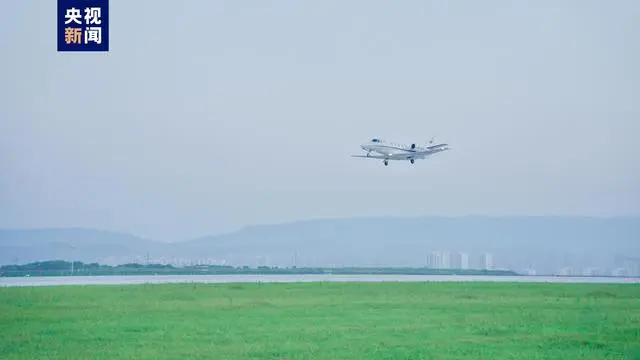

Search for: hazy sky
xmin=1 ymin=1 xmax=638 ymax=241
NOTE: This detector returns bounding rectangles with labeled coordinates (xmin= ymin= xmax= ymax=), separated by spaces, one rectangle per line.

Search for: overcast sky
xmin=1 ymin=0 xmax=638 ymax=241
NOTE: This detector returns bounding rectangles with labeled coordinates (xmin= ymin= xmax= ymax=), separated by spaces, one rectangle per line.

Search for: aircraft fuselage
xmin=353 ymin=138 xmax=450 ymax=166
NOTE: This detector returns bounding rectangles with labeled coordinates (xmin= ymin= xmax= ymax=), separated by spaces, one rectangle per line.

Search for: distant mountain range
xmin=0 ymin=228 xmax=167 ymax=265
xmin=1 ymin=216 xmax=639 ymax=274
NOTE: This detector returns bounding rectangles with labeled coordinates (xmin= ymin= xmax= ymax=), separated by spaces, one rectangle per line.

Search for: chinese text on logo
xmin=58 ymin=0 xmax=109 ymax=52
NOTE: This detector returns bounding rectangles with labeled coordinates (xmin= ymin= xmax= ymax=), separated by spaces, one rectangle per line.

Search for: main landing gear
xmin=383 ymin=159 xmax=414 ymax=166
xmin=383 ymin=159 xmax=415 ymax=166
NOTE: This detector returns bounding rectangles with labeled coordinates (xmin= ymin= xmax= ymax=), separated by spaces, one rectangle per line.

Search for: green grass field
xmin=1 ymin=281 xmax=639 ymax=359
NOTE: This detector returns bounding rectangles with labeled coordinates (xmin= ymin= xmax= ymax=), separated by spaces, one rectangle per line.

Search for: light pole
xmin=66 ymin=243 xmax=77 ymax=276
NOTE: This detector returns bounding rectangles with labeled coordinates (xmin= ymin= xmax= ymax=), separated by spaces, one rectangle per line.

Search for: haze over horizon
xmin=1 ymin=214 xmax=638 ymax=244
xmin=1 ymin=1 xmax=639 ymax=242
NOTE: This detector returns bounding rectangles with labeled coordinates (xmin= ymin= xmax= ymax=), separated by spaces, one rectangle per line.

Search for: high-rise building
xmin=451 ymin=252 xmax=469 ymax=269
xmin=427 ymin=251 xmax=453 ymax=269
xmin=426 ymin=251 xmax=441 ymax=269
xmin=622 ymin=257 xmax=640 ymax=277
xmin=426 ymin=251 xmax=443 ymax=269
xmin=441 ymin=252 xmax=451 ymax=269
xmin=479 ymin=253 xmax=493 ymax=270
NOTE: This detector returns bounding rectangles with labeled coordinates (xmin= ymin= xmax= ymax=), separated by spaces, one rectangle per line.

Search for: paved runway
xmin=1 ymin=274 xmax=638 ymax=287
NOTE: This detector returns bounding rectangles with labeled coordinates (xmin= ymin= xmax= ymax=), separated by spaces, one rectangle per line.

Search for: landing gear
xmin=383 ymin=160 xmax=388 ymax=166
xmin=410 ymin=159 xmax=414 ymax=164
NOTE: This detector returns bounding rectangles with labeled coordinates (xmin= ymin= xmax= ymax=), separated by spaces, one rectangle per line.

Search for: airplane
xmin=352 ymin=137 xmax=450 ymax=166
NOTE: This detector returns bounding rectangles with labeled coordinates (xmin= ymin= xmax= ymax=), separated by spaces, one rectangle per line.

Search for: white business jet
xmin=352 ymin=138 xmax=450 ymax=166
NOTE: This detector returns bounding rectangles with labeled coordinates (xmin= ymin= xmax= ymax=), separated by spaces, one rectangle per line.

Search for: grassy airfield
xmin=1 ymin=282 xmax=638 ymax=359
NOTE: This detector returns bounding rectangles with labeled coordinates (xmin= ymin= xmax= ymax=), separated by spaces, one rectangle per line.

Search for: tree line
xmin=0 ymin=260 xmax=519 ymax=277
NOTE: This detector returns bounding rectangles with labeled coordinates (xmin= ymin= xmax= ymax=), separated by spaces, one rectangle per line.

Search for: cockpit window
xmin=371 ymin=138 xmax=380 ymax=143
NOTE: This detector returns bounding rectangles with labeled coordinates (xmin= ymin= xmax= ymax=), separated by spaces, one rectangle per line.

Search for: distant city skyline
xmin=58 ymin=250 xmax=640 ymax=278
xmin=1 ymin=216 xmax=638 ymax=276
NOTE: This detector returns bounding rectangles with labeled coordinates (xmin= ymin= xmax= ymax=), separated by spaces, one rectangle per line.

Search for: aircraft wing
xmin=351 ymin=154 xmax=388 ymax=159
xmin=353 ymin=154 xmax=416 ymax=160
xmin=413 ymin=147 xmax=450 ymax=158
xmin=427 ymin=143 xmax=448 ymax=149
